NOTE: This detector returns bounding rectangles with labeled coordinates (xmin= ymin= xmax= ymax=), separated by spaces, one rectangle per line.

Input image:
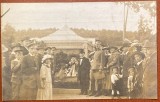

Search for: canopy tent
xmin=41 ymin=25 xmax=95 ymax=57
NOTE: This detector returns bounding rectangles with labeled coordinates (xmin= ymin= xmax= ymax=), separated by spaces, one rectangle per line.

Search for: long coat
xmin=20 ymin=54 xmax=39 ymax=100
xmin=11 ymin=59 xmax=22 ymax=100
xmin=78 ymin=57 xmax=91 ymax=90
xmin=143 ymin=52 xmax=157 ymax=99
xmin=37 ymin=64 xmax=52 ymax=100
xmin=105 ymin=52 xmax=120 ymax=90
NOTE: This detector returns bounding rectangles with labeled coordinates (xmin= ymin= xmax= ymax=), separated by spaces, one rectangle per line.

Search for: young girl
xmin=37 ymin=55 xmax=53 ymax=100
xmin=111 ymin=67 xmax=123 ymax=99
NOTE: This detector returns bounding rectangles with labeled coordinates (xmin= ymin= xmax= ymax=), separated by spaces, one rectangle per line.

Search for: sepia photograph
xmin=1 ymin=1 xmax=157 ymax=100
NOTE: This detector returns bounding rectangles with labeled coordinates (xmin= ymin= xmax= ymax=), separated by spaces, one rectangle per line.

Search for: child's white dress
xmin=37 ymin=64 xmax=52 ymax=100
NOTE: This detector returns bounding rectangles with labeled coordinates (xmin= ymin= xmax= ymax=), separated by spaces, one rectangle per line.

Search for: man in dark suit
xmin=133 ymin=51 xmax=145 ymax=98
xmin=19 ymin=42 xmax=39 ymax=100
xmin=78 ymin=50 xmax=91 ymax=95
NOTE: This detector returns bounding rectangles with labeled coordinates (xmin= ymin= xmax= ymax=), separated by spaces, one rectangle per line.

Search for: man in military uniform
xmin=89 ymin=40 xmax=106 ymax=96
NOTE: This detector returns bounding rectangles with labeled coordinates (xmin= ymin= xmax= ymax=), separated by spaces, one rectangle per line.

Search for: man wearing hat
xmin=89 ymin=40 xmax=106 ymax=96
xmin=20 ymin=42 xmax=39 ymax=100
xmin=119 ymin=42 xmax=133 ymax=95
xmin=133 ymin=51 xmax=145 ymax=98
xmin=142 ymin=40 xmax=157 ymax=99
xmin=11 ymin=45 xmax=24 ymax=100
xmin=77 ymin=50 xmax=91 ymax=95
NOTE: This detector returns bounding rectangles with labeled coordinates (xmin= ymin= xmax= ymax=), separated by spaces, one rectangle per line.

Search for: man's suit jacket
xmin=78 ymin=57 xmax=91 ymax=81
xmin=21 ymin=54 xmax=39 ymax=88
xmin=120 ymin=52 xmax=133 ymax=78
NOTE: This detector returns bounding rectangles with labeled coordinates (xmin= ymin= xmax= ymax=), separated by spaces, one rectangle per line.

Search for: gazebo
xmin=41 ymin=25 xmax=95 ymax=57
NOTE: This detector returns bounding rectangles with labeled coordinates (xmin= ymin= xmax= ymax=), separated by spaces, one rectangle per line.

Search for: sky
xmin=1 ymin=2 xmax=156 ymax=32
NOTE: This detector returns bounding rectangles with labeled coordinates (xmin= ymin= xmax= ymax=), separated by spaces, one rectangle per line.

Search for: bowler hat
xmin=79 ymin=49 xmax=85 ymax=54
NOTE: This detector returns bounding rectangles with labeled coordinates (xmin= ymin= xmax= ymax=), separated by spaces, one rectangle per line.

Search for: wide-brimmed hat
xmin=2 ymin=44 xmax=8 ymax=53
xmin=42 ymin=54 xmax=53 ymax=63
xmin=132 ymin=51 xmax=145 ymax=60
xmin=119 ymin=42 xmax=131 ymax=51
xmin=11 ymin=43 xmax=23 ymax=52
xmin=13 ymin=46 xmax=23 ymax=52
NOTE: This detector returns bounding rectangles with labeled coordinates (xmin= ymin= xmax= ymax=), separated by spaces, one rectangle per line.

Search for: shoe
xmin=88 ymin=92 xmax=95 ymax=96
xmin=94 ymin=92 xmax=101 ymax=97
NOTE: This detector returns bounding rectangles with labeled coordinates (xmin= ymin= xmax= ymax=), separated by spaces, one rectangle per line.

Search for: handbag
xmin=94 ymin=70 xmax=105 ymax=80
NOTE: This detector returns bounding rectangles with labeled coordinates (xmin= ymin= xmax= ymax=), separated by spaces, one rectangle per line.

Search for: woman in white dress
xmin=37 ymin=55 xmax=53 ymax=100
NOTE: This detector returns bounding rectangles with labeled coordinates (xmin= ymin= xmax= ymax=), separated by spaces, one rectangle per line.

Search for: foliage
xmin=2 ymin=24 xmax=155 ymax=48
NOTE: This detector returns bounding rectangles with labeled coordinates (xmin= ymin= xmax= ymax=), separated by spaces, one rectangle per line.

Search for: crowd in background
xmin=2 ymin=37 xmax=157 ymax=100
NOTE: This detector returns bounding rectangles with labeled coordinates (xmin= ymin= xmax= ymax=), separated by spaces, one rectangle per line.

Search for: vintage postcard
xmin=1 ymin=1 xmax=157 ymax=100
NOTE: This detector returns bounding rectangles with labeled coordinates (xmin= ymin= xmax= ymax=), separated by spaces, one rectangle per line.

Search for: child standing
xmin=37 ymin=55 xmax=53 ymax=100
xmin=111 ymin=67 xmax=123 ymax=99
xmin=127 ymin=68 xmax=136 ymax=99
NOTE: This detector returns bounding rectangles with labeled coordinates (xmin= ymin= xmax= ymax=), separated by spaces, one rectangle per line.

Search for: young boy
xmin=111 ymin=67 xmax=123 ymax=99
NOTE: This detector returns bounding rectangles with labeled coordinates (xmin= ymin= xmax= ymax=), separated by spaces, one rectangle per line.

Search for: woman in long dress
xmin=37 ymin=55 xmax=53 ymax=100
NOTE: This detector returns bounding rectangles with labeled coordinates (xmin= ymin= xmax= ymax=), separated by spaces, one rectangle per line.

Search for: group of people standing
xmin=78 ymin=39 xmax=157 ymax=99
xmin=2 ymin=38 xmax=157 ymax=100
xmin=2 ymin=39 xmax=56 ymax=100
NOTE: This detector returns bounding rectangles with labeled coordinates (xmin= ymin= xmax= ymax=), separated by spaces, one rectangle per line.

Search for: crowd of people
xmin=2 ymin=38 xmax=157 ymax=100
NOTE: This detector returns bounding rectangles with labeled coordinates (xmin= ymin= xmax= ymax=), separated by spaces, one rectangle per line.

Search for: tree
xmin=137 ymin=16 xmax=152 ymax=42
xmin=116 ymin=1 xmax=156 ymax=42
xmin=2 ymin=24 xmax=16 ymax=47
